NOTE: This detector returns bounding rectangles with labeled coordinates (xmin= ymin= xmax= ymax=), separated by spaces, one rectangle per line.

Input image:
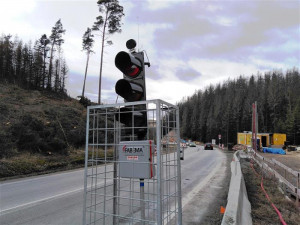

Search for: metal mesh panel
xmin=83 ymin=99 xmax=182 ymax=225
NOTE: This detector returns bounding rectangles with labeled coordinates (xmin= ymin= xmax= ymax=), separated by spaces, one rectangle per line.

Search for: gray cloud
xmin=175 ymin=67 xmax=201 ymax=81
xmin=67 ymin=71 xmax=116 ymax=103
xmin=127 ymin=1 xmax=299 ymax=61
xmin=207 ymin=1 xmax=299 ymax=56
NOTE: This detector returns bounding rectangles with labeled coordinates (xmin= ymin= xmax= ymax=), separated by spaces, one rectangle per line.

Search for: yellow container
xmin=237 ymin=133 xmax=252 ymax=146
xmin=272 ymin=133 xmax=286 ymax=145
xmin=246 ymin=133 xmax=252 ymax=146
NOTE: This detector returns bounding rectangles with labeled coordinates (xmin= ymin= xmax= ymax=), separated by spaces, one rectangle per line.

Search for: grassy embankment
xmin=0 ymin=83 xmax=92 ymax=179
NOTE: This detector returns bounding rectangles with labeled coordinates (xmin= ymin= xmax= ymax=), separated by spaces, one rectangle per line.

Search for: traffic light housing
xmin=115 ymin=39 xmax=149 ymax=140
xmin=115 ymin=50 xmax=146 ymax=102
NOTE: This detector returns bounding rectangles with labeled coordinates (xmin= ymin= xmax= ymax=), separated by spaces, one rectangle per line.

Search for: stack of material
xmin=232 ymin=144 xmax=247 ymax=151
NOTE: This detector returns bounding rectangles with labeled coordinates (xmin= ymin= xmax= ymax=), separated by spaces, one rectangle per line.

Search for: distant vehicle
xmin=204 ymin=143 xmax=213 ymax=150
xmin=189 ymin=142 xmax=196 ymax=147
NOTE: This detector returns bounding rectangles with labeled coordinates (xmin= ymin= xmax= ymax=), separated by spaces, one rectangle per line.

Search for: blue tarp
xmin=263 ymin=147 xmax=286 ymax=155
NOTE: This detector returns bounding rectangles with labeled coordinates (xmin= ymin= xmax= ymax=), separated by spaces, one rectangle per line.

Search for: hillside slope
xmin=0 ymin=83 xmax=87 ymax=178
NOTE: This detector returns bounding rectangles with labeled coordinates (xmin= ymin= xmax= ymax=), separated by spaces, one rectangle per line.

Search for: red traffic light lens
xmin=125 ymin=65 xmax=140 ymax=77
xmin=115 ymin=51 xmax=142 ymax=78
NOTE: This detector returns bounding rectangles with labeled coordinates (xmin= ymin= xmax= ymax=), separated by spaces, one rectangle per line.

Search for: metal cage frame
xmin=83 ymin=99 xmax=182 ymax=225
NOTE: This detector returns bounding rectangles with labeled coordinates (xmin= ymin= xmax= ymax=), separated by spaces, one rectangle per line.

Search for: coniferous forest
xmin=178 ymin=68 xmax=300 ymax=145
xmin=1 ymin=25 xmax=300 ymax=147
xmin=0 ymin=20 xmax=68 ymax=94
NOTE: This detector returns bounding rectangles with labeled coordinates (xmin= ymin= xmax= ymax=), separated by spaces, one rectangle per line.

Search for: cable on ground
xmin=250 ymin=158 xmax=287 ymax=225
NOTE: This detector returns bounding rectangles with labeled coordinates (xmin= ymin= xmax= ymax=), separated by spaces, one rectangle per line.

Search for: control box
xmin=118 ymin=140 xmax=155 ymax=179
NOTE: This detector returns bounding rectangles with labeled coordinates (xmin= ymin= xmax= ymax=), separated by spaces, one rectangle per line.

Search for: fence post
xmin=261 ymin=158 xmax=264 ymax=178
xmin=273 ymin=160 xmax=276 ymax=179
xmin=284 ymin=168 xmax=286 ymax=180
xmin=296 ymin=173 xmax=299 ymax=207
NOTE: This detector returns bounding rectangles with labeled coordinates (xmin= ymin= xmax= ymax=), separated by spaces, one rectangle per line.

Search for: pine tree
xmin=48 ymin=19 xmax=65 ymax=89
xmin=33 ymin=39 xmax=44 ymax=88
xmin=60 ymin=58 xmax=68 ymax=93
xmin=3 ymin=35 xmax=14 ymax=82
xmin=81 ymin=27 xmax=94 ymax=100
xmin=13 ymin=37 xmax=23 ymax=84
xmin=38 ymin=34 xmax=50 ymax=88
xmin=92 ymin=0 xmax=124 ymax=104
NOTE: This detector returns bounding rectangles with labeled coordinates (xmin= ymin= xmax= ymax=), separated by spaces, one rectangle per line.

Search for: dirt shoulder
xmin=258 ymin=150 xmax=300 ymax=172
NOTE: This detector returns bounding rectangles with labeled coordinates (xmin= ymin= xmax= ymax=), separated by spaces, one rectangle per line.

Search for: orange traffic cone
xmin=220 ymin=206 xmax=226 ymax=214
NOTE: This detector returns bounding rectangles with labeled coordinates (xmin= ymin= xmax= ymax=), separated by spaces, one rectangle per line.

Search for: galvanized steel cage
xmin=83 ymin=99 xmax=182 ymax=225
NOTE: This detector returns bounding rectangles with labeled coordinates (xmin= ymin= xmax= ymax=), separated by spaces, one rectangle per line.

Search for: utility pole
xmin=252 ymin=102 xmax=258 ymax=151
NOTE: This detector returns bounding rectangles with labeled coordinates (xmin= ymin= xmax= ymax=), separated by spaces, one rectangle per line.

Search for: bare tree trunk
xmin=82 ymin=52 xmax=90 ymax=98
xmin=98 ymin=11 xmax=108 ymax=105
xmin=42 ymin=50 xmax=47 ymax=88
xmin=48 ymin=42 xmax=55 ymax=89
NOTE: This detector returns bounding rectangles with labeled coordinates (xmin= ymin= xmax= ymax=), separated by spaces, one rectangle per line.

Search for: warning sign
xmin=127 ymin=156 xmax=138 ymax=160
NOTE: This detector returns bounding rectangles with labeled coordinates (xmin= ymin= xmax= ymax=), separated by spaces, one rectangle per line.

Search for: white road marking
xmin=0 ymin=188 xmax=83 ymax=215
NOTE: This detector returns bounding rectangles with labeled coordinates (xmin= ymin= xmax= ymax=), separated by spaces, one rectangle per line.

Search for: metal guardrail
xmin=272 ymin=159 xmax=299 ymax=177
xmin=249 ymin=149 xmax=300 ymax=204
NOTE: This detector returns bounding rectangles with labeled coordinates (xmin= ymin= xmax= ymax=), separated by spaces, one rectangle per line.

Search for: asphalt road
xmin=0 ymin=146 xmax=225 ymax=225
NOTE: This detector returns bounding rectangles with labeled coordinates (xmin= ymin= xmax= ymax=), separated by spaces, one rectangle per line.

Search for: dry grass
xmin=241 ymin=158 xmax=300 ymax=225
xmin=0 ymin=148 xmax=116 ymax=180
xmin=0 ymin=149 xmax=85 ymax=180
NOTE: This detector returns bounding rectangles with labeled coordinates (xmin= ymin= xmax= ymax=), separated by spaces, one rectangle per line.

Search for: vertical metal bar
xmin=152 ymin=107 xmax=156 ymax=222
xmin=103 ymin=108 xmax=108 ymax=225
xmin=91 ymin=110 xmax=96 ymax=224
xmin=132 ymin=105 xmax=134 ymax=141
xmin=296 ymin=173 xmax=299 ymax=207
xmin=83 ymin=107 xmax=90 ymax=225
xmin=113 ymin=117 xmax=118 ymax=225
xmin=130 ymin=178 xmax=133 ymax=224
xmin=167 ymin=109 xmax=171 ymax=223
xmin=94 ymin=111 xmax=100 ymax=224
xmin=176 ymin=106 xmax=182 ymax=225
xmin=140 ymin=179 xmax=145 ymax=224
xmin=116 ymin=107 xmax=121 ymax=225
xmin=156 ymin=100 xmax=162 ymax=225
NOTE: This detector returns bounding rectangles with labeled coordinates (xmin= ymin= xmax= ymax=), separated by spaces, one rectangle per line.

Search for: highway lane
xmin=0 ymin=169 xmax=85 ymax=212
xmin=0 ymin=146 xmax=225 ymax=225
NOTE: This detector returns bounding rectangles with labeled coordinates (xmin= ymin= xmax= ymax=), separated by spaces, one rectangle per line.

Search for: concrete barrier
xmin=221 ymin=151 xmax=252 ymax=225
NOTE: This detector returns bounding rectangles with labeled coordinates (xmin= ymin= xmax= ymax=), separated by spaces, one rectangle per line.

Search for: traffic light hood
xmin=115 ymin=79 xmax=143 ymax=102
xmin=115 ymin=51 xmax=142 ymax=78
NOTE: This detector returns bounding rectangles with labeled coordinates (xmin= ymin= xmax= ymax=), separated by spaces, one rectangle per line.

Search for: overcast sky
xmin=1 ymin=0 xmax=299 ymax=104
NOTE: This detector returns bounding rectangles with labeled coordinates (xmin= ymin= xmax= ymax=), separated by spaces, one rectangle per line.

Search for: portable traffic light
xmin=115 ymin=42 xmax=146 ymax=102
xmin=115 ymin=39 xmax=150 ymax=140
